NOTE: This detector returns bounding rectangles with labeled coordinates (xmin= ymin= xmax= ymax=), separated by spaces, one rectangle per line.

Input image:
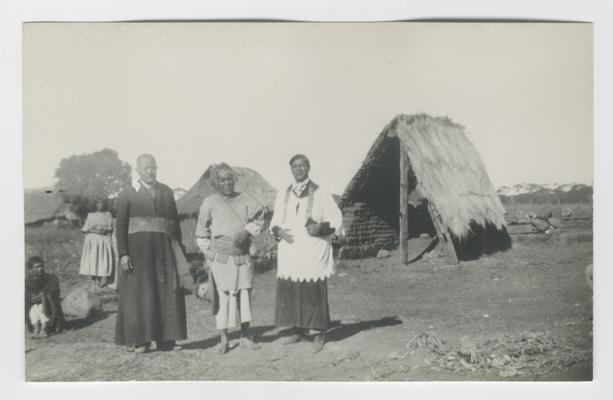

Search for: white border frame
xmin=1 ymin=1 xmax=611 ymax=399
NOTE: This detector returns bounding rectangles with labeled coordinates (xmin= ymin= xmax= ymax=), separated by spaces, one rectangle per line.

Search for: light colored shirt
xmin=270 ymin=183 xmax=343 ymax=282
xmin=81 ymin=211 xmax=113 ymax=233
xmin=196 ymin=192 xmax=262 ymax=239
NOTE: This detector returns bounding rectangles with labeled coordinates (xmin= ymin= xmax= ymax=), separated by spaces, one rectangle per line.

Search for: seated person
xmin=25 ymin=256 xmax=66 ymax=337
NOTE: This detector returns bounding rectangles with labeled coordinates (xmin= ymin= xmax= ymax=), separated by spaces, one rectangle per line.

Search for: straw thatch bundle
xmin=340 ymin=114 xmax=508 ymax=259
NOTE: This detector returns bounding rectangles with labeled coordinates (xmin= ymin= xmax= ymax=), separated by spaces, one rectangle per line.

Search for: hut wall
xmin=339 ymin=202 xmax=399 ymax=259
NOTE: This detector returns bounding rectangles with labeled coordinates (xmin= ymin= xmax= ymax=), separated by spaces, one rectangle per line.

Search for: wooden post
xmin=399 ymin=149 xmax=409 ymax=264
xmin=427 ymin=203 xmax=459 ymax=265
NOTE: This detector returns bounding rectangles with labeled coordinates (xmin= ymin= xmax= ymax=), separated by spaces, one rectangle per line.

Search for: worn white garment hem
xmin=215 ymin=289 xmax=252 ymax=330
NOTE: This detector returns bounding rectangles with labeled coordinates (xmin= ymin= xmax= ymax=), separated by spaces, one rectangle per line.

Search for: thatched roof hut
xmin=176 ymin=165 xmax=278 ymax=254
xmin=339 ymin=114 xmax=510 ymax=263
xmin=24 ymin=188 xmax=77 ymax=226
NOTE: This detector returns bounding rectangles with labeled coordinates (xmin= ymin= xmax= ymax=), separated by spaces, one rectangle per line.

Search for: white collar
xmin=133 ymin=179 xmax=155 ymax=191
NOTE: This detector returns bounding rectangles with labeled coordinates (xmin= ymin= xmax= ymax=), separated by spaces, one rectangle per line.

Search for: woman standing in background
xmin=79 ymin=199 xmax=114 ymax=291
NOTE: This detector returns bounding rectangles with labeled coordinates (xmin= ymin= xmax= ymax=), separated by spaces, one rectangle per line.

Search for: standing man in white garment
xmin=270 ymin=154 xmax=343 ymax=353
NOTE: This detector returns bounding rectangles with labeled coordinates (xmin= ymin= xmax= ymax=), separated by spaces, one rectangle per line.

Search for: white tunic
xmin=270 ymin=183 xmax=343 ymax=282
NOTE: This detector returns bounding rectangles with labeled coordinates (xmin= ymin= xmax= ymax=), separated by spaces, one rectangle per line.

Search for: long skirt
xmin=274 ymin=278 xmax=330 ymax=330
xmin=79 ymin=233 xmax=114 ymax=277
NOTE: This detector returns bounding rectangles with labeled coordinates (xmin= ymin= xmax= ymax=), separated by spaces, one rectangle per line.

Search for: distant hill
xmin=497 ymin=183 xmax=592 ymax=204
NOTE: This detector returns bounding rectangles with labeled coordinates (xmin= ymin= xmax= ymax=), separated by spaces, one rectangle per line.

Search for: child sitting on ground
xmin=25 ymin=256 xmax=66 ymax=337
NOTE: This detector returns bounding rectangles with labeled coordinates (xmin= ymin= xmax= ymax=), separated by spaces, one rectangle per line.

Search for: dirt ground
xmin=24 ymin=218 xmax=593 ymax=382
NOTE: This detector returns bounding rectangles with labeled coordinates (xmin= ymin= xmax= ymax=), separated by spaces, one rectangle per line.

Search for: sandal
xmin=239 ymin=338 xmax=261 ymax=350
xmin=216 ymin=340 xmax=229 ymax=354
xmin=311 ymin=333 xmax=326 ymax=354
xmin=157 ymin=341 xmax=183 ymax=352
xmin=127 ymin=344 xmax=149 ymax=353
xmin=283 ymin=334 xmax=303 ymax=345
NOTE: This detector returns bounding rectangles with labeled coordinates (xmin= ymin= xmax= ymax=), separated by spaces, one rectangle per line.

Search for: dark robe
xmin=114 ymin=182 xmax=187 ymax=346
xmin=25 ymin=272 xmax=66 ymax=334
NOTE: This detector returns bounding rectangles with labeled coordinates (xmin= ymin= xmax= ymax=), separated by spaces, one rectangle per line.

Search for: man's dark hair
xmin=289 ymin=154 xmax=310 ymax=168
xmin=26 ymin=255 xmax=44 ymax=269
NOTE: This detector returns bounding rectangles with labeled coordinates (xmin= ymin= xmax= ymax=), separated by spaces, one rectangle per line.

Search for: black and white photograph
xmin=18 ymin=20 xmax=594 ymax=383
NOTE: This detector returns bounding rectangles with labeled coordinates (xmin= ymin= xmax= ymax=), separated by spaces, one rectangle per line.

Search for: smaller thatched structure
xmin=339 ymin=114 xmax=510 ymax=263
xmin=24 ymin=188 xmax=78 ymax=226
xmin=177 ymin=165 xmax=278 ymax=255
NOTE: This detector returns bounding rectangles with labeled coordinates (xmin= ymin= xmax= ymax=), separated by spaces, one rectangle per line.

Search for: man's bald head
xmin=136 ymin=154 xmax=156 ymax=167
xmin=136 ymin=154 xmax=158 ymax=185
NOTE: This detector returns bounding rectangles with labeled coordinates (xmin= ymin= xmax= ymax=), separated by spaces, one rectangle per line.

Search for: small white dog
xmin=29 ymin=301 xmax=50 ymax=338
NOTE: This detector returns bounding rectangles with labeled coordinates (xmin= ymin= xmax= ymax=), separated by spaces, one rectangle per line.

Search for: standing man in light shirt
xmin=195 ymin=163 xmax=265 ymax=354
xmin=114 ymin=154 xmax=187 ymax=353
xmin=270 ymin=154 xmax=343 ymax=353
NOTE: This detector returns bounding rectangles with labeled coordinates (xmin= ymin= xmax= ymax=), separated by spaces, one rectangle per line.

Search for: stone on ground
xmin=61 ymin=287 xmax=102 ymax=319
xmin=376 ymin=249 xmax=391 ymax=258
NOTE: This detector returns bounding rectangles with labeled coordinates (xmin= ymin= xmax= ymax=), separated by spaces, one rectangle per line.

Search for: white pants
xmin=29 ymin=304 xmax=50 ymax=326
xmin=216 ymin=288 xmax=252 ymax=330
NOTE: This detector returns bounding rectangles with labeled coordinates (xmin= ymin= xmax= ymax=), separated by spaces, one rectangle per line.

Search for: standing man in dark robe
xmin=114 ymin=154 xmax=187 ymax=353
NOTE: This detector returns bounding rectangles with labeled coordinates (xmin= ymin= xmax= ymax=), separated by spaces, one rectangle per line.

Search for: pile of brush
xmin=397 ymin=331 xmax=591 ymax=377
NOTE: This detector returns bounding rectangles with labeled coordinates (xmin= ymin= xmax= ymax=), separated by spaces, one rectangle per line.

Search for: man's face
xmin=136 ymin=156 xmax=157 ymax=185
xmin=216 ymin=170 xmax=236 ymax=196
xmin=290 ymin=158 xmax=310 ymax=182
xmin=31 ymin=262 xmax=44 ymax=277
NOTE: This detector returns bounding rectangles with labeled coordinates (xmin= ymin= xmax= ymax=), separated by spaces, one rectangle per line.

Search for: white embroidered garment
xmin=270 ymin=183 xmax=343 ymax=282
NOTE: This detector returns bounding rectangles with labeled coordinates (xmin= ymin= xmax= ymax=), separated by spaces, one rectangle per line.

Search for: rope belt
xmin=211 ymin=236 xmax=246 ymax=256
xmin=206 ymin=236 xmax=250 ymax=265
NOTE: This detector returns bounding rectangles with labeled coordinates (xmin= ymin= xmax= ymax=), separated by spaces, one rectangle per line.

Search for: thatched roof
xmin=341 ymin=114 xmax=507 ymax=239
xmin=177 ymin=165 xmax=278 ymax=217
xmin=24 ymin=188 xmax=69 ymax=225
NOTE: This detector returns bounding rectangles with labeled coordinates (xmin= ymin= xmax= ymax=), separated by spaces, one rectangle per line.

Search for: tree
xmin=54 ymin=148 xmax=132 ymax=221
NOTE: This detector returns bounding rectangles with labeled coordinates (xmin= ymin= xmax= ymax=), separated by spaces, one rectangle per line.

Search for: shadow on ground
xmin=326 ymin=316 xmax=402 ymax=342
xmin=182 ymin=325 xmax=278 ymax=350
xmin=181 ymin=316 xmax=402 ymax=349
xmin=66 ymin=312 xmax=114 ymax=331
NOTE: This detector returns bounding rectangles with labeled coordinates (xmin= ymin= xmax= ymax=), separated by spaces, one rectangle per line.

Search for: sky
xmin=23 ymin=22 xmax=592 ymax=194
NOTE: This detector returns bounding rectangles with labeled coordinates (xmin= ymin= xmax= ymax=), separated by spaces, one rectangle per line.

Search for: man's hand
xmin=30 ymin=293 xmax=43 ymax=303
xmin=278 ymin=229 xmax=294 ymax=244
xmin=272 ymin=225 xmax=294 ymax=244
xmin=305 ymin=221 xmax=322 ymax=236
xmin=305 ymin=218 xmax=335 ymax=238
xmin=120 ymin=255 xmax=133 ymax=272
xmin=245 ymin=221 xmax=262 ymax=236
xmin=233 ymin=230 xmax=252 ymax=249
xmin=196 ymin=238 xmax=214 ymax=260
